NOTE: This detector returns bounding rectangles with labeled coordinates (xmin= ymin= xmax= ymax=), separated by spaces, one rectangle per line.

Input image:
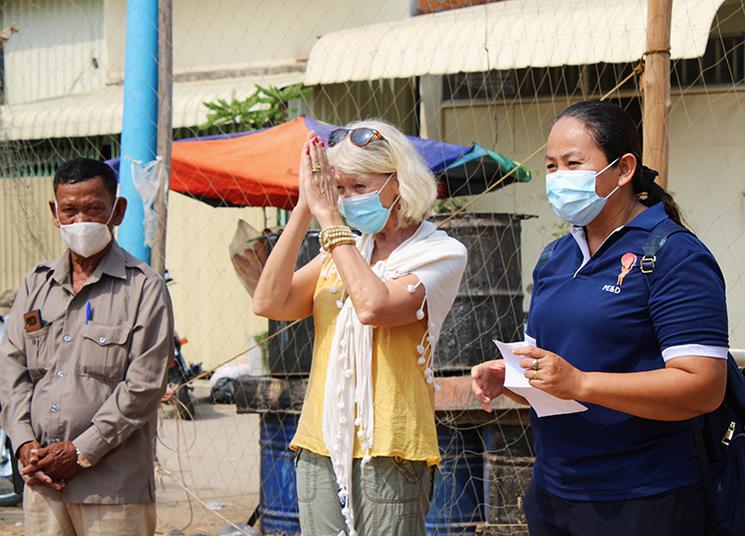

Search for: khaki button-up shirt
xmin=0 ymin=241 xmax=174 ymax=504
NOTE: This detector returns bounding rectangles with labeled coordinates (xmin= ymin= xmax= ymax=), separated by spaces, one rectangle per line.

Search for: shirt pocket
xmin=23 ymin=325 xmax=53 ymax=381
xmin=77 ymin=322 xmax=131 ymax=382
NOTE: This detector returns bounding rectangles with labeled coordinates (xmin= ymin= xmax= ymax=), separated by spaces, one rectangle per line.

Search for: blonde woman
xmin=253 ymin=120 xmax=467 ymax=536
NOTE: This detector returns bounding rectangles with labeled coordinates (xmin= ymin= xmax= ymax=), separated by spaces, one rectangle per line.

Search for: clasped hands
xmin=19 ymin=440 xmax=82 ymax=490
xmin=297 ymin=132 xmax=342 ymax=228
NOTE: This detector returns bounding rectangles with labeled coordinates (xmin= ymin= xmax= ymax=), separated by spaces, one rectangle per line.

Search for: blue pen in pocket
xmin=85 ymin=301 xmax=92 ymax=325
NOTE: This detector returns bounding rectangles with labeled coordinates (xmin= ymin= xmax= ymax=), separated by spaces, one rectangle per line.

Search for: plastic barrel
xmin=426 ymin=421 xmax=485 ymax=535
xmin=259 ymin=412 xmax=301 ymax=536
xmin=483 ymin=411 xmax=534 ymax=527
xmin=432 ymin=213 xmax=526 ymax=373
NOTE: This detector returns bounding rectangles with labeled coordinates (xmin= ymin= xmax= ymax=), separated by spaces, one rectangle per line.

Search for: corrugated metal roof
xmin=304 ymin=0 xmax=726 ymax=84
xmin=0 ymin=71 xmax=305 ymax=141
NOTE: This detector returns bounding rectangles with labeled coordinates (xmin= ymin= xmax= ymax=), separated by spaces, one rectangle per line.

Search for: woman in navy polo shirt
xmin=471 ymin=101 xmax=729 ymax=535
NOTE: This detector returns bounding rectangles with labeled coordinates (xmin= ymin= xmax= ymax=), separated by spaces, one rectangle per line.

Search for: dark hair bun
xmin=640 ymin=166 xmax=659 ymax=184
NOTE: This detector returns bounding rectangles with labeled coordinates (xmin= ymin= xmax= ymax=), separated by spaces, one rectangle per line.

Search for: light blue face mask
xmin=338 ymin=174 xmax=397 ymax=234
xmin=545 ymin=158 xmax=620 ymax=226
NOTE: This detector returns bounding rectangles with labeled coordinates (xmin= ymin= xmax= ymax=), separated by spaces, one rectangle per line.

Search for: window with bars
xmin=0 ymin=136 xmax=119 ymax=178
xmin=443 ymin=34 xmax=745 ymax=102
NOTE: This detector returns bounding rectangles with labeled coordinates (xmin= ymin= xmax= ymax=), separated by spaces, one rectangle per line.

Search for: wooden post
xmin=152 ymin=0 xmax=172 ymax=275
xmin=642 ymin=0 xmax=673 ymax=189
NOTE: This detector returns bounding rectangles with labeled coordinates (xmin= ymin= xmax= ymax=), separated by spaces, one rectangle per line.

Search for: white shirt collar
xmin=569 ymin=225 xmax=625 ymax=277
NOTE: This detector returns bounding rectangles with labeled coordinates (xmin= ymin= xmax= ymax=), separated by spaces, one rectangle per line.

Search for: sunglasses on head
xmin=327 ymin=127 xmax=386 ymax=148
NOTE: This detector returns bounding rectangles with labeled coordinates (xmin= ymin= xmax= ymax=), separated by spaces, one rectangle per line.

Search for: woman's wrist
xmin=292 ymin=201 xmax=312 ymax=216
xmin=574 ymin=371 xmax=593 ymax=402
xmin=315 ymin=208 xmax=345 ymax=228
xmin=289 ymin=205 xmax=314 ymax=229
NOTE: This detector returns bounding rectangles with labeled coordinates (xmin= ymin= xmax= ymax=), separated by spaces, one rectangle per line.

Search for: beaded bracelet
xmin=325 ymin=236 xmax=356 ymax=252
xmin=320 ymin=225 xmax=355 ymax=252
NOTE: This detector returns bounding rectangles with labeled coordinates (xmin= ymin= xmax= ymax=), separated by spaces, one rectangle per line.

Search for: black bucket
xmin=265 ymin=231 xmax=319 ymax=377
xmin=432 ymin=213 xmax=526 ymax=373
xmin=483 ymin=409 xmax=534 ymax=527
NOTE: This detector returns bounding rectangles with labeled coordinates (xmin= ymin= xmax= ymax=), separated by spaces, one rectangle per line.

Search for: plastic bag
xmin=128 ymin=156 xmax=165 ymax=249
xmin=229 ymin=219 xmax=273 ymax=297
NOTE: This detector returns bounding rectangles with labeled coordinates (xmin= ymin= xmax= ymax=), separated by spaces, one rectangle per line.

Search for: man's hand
xmin=21 ymin=441 xmax=81 ymax=483
xmin=17 ymin=440 xmax=66 ymax=490
xmin=18 ymin=440 xmax=41 ymax=467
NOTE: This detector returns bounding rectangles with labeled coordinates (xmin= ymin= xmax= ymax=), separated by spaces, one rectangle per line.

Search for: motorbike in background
xmin=162 ymin=334 xmax=203 ymax=420
xmin=0 ymin=420 xmax=23 ymax=506
xmin=160 ymin=273 xmax=203 ymax=420
xmin=0 ymin=313 xmax=23 ymax=506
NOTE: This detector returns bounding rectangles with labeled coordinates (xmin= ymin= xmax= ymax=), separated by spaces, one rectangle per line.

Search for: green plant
xmin=550 ymin=221 xmax=571 ymax=239
xmin=537 ymin=221 xmax=571 ymax=240
xmin=253 ymin=330 xmax=270 ymax=366
xmin=433 ymin=197 xmax=467 ymax=215
xmin=201 ymin=83 xmax=312 ymax=131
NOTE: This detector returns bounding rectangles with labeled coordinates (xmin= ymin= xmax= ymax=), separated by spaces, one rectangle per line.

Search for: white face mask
xmin=55 ymin=201 xmax=117 ymax=258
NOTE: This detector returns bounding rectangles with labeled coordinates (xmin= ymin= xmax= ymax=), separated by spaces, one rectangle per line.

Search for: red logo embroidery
xmin=617 ymin=253 xmax=637 ymax=286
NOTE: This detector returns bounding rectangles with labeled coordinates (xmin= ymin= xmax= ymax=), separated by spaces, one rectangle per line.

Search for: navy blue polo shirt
xmin=525 ymin=203 xmax=729 ymax=501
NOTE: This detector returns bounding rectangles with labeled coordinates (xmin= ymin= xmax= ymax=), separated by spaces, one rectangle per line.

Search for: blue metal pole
xmin=118 ymin=0 xmax=158 ymax=263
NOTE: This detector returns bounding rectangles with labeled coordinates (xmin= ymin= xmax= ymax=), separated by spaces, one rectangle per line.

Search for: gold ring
xmin=311 ymin=165 xmax=321 ymax=173
xmin=531 ymin=369 xmax=538 ymax=380
xmin=532 ymin=358 xmax=539 ymax=370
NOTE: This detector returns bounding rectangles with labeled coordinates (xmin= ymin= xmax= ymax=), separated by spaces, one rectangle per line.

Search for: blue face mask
xmin=545 ymin=158 xmax=620 ymax=226
xmin=338 ymin=174 xmax=397 ymax=234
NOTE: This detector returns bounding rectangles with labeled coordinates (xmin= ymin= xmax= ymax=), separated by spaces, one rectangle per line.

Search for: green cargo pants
xmin=296 ymin=448 xmax=434 ymax=536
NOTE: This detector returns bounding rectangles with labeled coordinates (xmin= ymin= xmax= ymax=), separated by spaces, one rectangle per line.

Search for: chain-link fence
xmin=1 ymin=1 xmax=743 ymax=534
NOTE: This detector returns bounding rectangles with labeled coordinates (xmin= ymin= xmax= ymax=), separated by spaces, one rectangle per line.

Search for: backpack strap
xmin=535 ymin=238 xmax=561 ymax=272
xmin=639 ymin=219 xmax=688 ymax=276
xmin=640 ymin=218 xmax=730 ymax=501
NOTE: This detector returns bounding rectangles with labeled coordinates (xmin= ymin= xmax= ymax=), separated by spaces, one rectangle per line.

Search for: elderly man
xmin=0 ymin=157 xmax=174 ymax=535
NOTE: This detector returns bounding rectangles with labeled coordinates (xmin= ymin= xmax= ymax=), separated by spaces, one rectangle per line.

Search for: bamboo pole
xmin=152 ymin=0 xmax=172 ymax=275
xmin=642 ymin=0 xmax=673 ymax=189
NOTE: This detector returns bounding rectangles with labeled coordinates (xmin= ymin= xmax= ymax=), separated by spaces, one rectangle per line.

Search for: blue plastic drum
xmin=259 ymin=412 xmax=301 ymax=536
xmin=426 ymin=421 xmax=485 ymax=535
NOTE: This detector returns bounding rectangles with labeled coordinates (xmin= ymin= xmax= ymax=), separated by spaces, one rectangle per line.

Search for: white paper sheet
xmin=494 ymin=339 xmax=588 ymax=418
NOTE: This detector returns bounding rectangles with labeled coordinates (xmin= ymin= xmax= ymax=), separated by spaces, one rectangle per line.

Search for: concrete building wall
xmin=0 ymin=176 xmax=65 ymax=292
xmin=2 ymin=0 xmax=106 ymax=104
xmin=163 ymin=193 xmax=274 ymax=371
xmin=3 ymin=0 xmax=410 ymax=103
xmin=102 ymin=0 xmax=410 ymax=82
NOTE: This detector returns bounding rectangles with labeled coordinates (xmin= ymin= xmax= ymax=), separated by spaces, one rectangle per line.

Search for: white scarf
xmin=321 ymin=220 xmax=467 ymax=536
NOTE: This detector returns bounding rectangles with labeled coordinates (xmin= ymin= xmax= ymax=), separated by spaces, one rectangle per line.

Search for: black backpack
xmin=642 ymin=219 xmax=745 ymax=536
xmin=536 ymin=220 xmax=745 ymax=535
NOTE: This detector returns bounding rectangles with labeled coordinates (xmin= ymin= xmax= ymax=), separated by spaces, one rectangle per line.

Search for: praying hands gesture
xmin=298 ymin=132 xmax=341 ymax=228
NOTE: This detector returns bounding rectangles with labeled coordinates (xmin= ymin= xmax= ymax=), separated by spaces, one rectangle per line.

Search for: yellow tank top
xmin=290 ymin=256 xmax=440 ymax=466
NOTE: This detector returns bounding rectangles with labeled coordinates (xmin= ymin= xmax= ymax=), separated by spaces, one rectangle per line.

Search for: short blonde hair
xmin=326 ymin=119 xmax=437 ymax=226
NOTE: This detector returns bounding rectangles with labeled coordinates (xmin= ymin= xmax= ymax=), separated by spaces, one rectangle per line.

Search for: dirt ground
xmin=0 ymin=388 xmax=262 ymax=536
